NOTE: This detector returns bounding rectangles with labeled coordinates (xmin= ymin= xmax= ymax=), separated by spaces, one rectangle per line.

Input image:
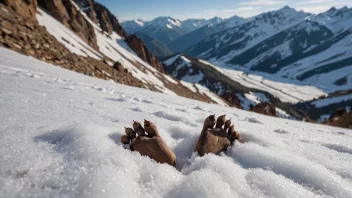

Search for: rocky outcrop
xmin=93 ymin=2 xmax=126 ymax=37
xmin=221 ymin=91 xmax=243 ymax=109
xmin=1 ymin=0 xmax=37 ymax=20
xmin=72 ymin=0 xmax=127 ymax=37
xmin=0 ymin=4 xmax=141 ymax=87
xmin=323 ymin=108 xmax=352 ymax=129
xmin=37 ymin=0 xmax=99 ymax=50
xmin=125 ymin=34 xmax=165 ymax=73
xmin=250 ymin=102 xmax=277 ymax=117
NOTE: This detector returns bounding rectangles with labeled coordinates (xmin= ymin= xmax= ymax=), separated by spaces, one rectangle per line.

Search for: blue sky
xmin=96 ymin=0 xmax=352 ymax=22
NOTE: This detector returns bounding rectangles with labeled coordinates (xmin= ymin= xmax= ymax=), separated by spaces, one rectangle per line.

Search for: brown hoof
xmin=122 ymin=120 xmax=176 ymax=166
xmin=195 ymin=115 xmax=240 ymax=156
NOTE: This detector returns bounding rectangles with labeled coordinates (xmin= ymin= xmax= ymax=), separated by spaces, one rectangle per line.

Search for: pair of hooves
xmin=121 ymin=115 xmax=240 ymax=166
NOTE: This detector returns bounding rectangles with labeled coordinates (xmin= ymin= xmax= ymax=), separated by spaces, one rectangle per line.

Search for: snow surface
xmin=1 ymin=47 xmax=352 ymax=198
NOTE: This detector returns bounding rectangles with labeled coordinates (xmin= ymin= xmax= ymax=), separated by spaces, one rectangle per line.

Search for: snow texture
xmin=1 ymin=47 xmax=352 ymax=198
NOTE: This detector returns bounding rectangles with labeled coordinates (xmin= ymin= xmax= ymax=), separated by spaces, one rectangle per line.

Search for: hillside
xmin=1 ymin=47 xmax=352 ymax=198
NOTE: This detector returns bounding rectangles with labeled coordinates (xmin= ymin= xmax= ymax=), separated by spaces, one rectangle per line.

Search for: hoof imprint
xmin=121 ymin=120 xmax=176 ymax=166
xmin=195 ymin=115 xmax=240 ymax=156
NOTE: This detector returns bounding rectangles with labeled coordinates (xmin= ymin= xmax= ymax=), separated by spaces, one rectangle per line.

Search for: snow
xmin=1 ymin=47 xmax=352 ymax=198
xmin=311 ymin=94 xmax=352 ymax=108
xmin=162 ymin=74 xmax=178 ymax=84
xmin=163 ymin=55 xmax=180 ymax=66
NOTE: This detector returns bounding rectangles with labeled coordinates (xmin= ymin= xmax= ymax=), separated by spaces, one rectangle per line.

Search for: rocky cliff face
xmin=37 ymin=0 xmax=99 ymax=50
xmin=1 ymin=0 xmax=37 ymax=20
xmin=125 ymin=34 xmax=165 ymax=73
xmin=93 ymin=2 xmax=126 ymax=37
xmin=72 ymin=0 xmax=126 ymax=37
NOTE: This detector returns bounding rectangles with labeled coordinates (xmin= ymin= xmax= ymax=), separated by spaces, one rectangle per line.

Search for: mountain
xmin=134 ymin=32 xmax=173 ymax=58
xmin=186 ymin=6 xmax=309 ymax=61
xmin=135 ymin=16 xmax=185 ymax=44
xmin=120 ymin=19 xmax=145 ymax=34
xmin=167 ymin=15 xmax=247 ymax=53
xmin=185 ymin=6 xmax=352 ymax=94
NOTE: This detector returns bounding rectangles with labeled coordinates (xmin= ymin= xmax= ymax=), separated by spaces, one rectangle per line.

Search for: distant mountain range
xmin=121 ymin=17 xmax=225 ymax=57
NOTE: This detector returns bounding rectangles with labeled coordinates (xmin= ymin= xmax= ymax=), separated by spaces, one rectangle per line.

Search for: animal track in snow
xmin=244 ymin=117 xmax=263 ymax=124
xmin=321 ymin=143 xmax=352 ymax=155
xmin=153 ymin=111 xmax=198 ymax=127
xmin=274 ymin=129 xmax=289 ymax=134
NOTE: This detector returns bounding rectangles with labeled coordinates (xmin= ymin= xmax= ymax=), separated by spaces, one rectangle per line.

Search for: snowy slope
xmin=1 ymin=47 xmax=352 ymax=198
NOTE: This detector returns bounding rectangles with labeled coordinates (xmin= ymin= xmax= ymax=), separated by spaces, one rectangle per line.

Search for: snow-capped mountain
xmin=310 ymin=6 xmax=352 ymax=33
xmin=135 ymin=16 xmax=187 ymax=44
xmin=186 ymin=6 xmax=309 ymax=62
xmin=167 ymin=15 xmax=247 ymax=53
xmin=120 ymin=19 xmax=145 ymax=34
xmin=185 ymin=6 xmax=352 ymax=94
xmin=122 ymin=17 xmax=224 ymax=44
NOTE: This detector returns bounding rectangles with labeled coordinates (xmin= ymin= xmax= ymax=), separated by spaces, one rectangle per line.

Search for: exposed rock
xmin=2 ymin=0 xmax=37 ymax=20
xmin=221 ymin=91 xmax=243 ymax=109
xmin=329 ymin=108 xmax=347 ymax=119
xmin=250 ymin=102 xmax=277 ymax=117
xmin=323 ymin=108 xmax=352 ymax=129
xmin=125 ymin=34 xmax=165 ymax=73
xmin=113 ymin=61 xmax=125 ymax=72
xmin=73 ymin=0 xmax=127 ymax=37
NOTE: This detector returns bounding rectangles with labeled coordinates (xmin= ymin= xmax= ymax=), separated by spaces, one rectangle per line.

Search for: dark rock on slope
xmin=1 ymin=0 xmax=37 ymax=20
xmin=125 ymin=34 xmax=165 ymax=73
xmin=250 ymin=102 xmax=277 ymax=117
